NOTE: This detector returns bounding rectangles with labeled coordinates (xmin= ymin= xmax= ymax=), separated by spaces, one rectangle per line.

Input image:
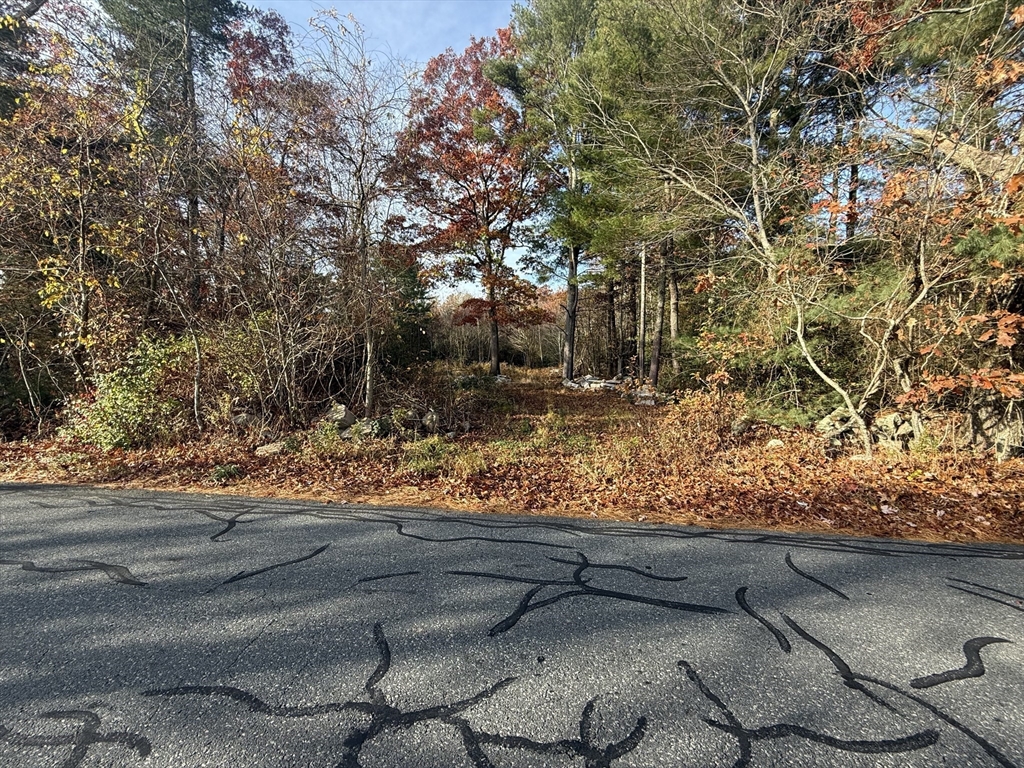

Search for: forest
xmin=0 ymin=0 xmax=1022 ymax=541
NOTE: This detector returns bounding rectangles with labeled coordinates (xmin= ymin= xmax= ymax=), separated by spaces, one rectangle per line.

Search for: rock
xmin=230 ymin=412 xmax=257 ymax=428
xmin=633 ymin=386 xmax=658 ymax=406
xmin=395 ymin=408 xmax=420 ymax=429
xmin=255 ymin=441 xmax=286 ymax=456
xmin=872 ymin=412 xmax=903 ymax=438
xmin=325 ymin=403 xmax=357 ymax=428
xmin=564 ymin=374 xmax=630 ymax=391
xmin=994 ymin=418 xmax=1024 ymax=461
xmin=766 ymin=438 xmax=785 ymax=450
xmin=494 ymin=374 xmax=511 ymax=384
xmin=815 ymin=407 xmax=854 ymax=439
xmin=422 ymin=409 xmax=440 ymax=433
xmin=895 ymin=422 xmax=916 ymax=445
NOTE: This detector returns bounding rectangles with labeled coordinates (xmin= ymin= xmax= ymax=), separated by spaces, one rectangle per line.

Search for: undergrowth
xmin=2 ymin=369 xmax=1022 ymax=545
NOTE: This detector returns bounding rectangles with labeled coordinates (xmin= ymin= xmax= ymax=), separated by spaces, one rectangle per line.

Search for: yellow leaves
xmin=1011 ymin=5 xmax=1024 ymax=26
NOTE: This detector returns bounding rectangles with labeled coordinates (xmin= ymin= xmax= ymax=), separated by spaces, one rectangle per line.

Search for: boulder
xmin=961 ymin=398 xmax=1023 ymax=458
xmin=872 ymin=412 xmax=903 ymax=439
xmin=633 ymin=385 xmax=658 ymax=406
xmin=563 ymin=374 xmax=629 ymax=391
xmin=896 ymin=421 xmax=916 ymax=443
xmin=815 ymin=407 xmax=854 ymax=439
xmin=325 ymin=403 xmax=357 ymax=428
xmin=766 ymin=438 xmax=785 ymax=450
xmin=993 ymin=414 xmax=1024 ymax=461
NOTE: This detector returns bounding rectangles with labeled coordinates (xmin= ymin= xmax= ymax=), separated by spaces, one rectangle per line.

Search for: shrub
xmin=62 ymin=337 xmax=192 ymax=449
xmin=211 ymin=464 xmax=244 ymax=483
xmin=401 ymin=435 xmax=458 ymax=476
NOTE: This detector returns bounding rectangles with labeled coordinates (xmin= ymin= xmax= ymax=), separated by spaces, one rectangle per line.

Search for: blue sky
xmin=248 ymin=0 xmax=516 ymax=66
xmin=247 ymin=1 xmax=526 ymax=299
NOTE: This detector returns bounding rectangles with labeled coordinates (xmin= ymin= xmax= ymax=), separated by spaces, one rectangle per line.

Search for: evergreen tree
xmin=500 ymin=0 xmax=598 ymax=380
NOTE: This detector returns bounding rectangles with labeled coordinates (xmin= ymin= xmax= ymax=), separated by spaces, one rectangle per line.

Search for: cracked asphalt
xmin=1 ymin=484 xmax=1022 ymax=767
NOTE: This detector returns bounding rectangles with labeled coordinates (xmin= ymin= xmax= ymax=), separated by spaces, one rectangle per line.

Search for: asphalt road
xmin=1 ymin=484 xmax=1022 ymax=768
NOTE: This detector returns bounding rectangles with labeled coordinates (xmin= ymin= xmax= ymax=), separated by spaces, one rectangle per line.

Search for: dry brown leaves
xmin=1 ymin=380 xmax=1021 ymax=545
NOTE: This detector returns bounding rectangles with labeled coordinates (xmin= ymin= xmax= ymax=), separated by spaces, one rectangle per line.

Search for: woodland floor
xmin=1 ymin=369 xmax=1022 ymax=545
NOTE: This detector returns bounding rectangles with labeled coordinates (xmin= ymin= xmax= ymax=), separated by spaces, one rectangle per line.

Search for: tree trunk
xmin=638 ymin=245 xmax=647 ymax=379
xmin=357 ymin=178 xmax=375 ymax=414
xmin=669 ymin=266 xmax=680 ymax=376
xmin=846 ymin=110 xmax=862 ymax=240
xmin=648 ymin=242 xmax=668 ymax=387
xmin=13 ymin=0 xmax=47 ymax=21
xmin=829 ymin=124 xmax=844 ymax=238
xmin=182 ymin=0 xmax=203 ymax=310
xmin=364 ymin=331 xmax=376 ymax=415
xmin=846 ymin=161 xmax=859 ymax=240
xmin=562 ymin=244 xmax=580 ymax=381
xmin=487 ymin=283 xmax=500 ymax=376
xmin=624 ymin=265 xmax=637 ymax=376
xmin=606 ymin=280 xmax=618 ymax=378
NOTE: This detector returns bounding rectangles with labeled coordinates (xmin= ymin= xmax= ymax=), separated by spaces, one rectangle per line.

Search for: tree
xmin=569 ymin=0 xmax=1024 ymax=454
xmin=99 ymin=0 xmax=246 ymax=313
xmin=573 ymin=0 xmax=887 ymax=445
xmin=306 ymin=11 xmax=411 ymax=414
xmin=0 ymin=10 xmax=158 ymax=396
xmin=498 ymin=0 xmax=598 ymax=380
xmin=393 ymin=30 xmax=549 ymax=376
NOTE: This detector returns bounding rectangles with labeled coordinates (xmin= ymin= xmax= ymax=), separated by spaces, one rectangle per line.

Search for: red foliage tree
xmin=392 ymin=29 xmax=549 ymax=375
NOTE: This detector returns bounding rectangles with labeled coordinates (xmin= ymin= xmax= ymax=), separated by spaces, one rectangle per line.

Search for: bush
xmin=401 ymin=435 xmax=458 ymax=476
xmin=211 ymin=464 xmax=244 ymax=483
xmin=62 ymin=337 xmax=192 ymax=450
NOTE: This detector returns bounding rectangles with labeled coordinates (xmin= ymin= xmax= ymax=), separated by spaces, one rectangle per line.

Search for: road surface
xmin=1 ymin=484 xmax=1022 ymax=767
